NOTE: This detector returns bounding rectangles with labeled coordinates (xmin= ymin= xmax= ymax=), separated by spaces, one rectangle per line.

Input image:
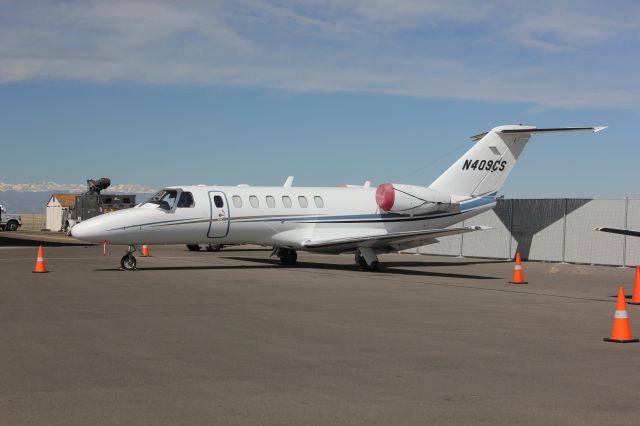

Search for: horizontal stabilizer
xmin=595 ymin=227 xmax=640 ymax=238
xmin=471 ymin=126 xmax=606 ymax=141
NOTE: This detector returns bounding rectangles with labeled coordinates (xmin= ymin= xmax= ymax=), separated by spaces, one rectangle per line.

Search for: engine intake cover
xmin=376 ymin=183 xmax=451 ymax=214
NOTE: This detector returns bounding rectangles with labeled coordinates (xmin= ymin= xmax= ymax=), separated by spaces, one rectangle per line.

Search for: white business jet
xmin=71 ymin=124 xmax=605 ymax=270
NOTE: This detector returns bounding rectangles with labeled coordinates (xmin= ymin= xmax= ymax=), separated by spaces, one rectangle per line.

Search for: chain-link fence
xmin=405 ymin=198 xmax=640 ymax=267
xmin=15 ymin=213 xmax=46 ymax=232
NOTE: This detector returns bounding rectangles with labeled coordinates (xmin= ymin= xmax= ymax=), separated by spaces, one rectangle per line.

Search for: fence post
xmin=623 ymin=197 xmax=629 ymax=268
xmin=459 ymin=220 xmax=464 ymax=257
xmin=560 ymin=198 xmax=568 ymax=264
xmin=508 ymin=200 xmax=514 ymax=260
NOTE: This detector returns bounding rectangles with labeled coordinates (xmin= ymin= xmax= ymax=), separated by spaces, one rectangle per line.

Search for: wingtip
xmin=593 ymin=126 xmax=607 ymax=133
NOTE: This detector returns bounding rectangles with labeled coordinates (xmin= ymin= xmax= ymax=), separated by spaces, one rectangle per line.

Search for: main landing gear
xmin=120 ymin=245 xmax=137 ymax=271
xmin=355 ymin=247 xmax=379 ymax=271
xmin=186 ymin=244 xmax=224 ymax=252
xmin=274 ymin=247 xmax=298 ymax=265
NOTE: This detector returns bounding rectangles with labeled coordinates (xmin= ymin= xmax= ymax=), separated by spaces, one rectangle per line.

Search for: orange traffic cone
xmin=141 ymin=245 xmax=150 ymax=257
xmin=509 ymin=252 xmax=527 ymax=284
xmin=604 ymin=287 xmax=639 ymax=343
xmin=629 ymin=266 xmax=640 ymax=305
xmin=33 ymin=245 xmax=48 ymax=273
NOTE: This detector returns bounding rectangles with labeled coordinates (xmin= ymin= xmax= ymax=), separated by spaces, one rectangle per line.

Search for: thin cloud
xmin=0 ymin=0 xmax=638 ymax=108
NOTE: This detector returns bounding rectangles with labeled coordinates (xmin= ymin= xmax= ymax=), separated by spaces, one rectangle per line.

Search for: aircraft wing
xmin=302 ymin=226 xmax=491 ymax=253
xmin=595 ymin=227 xmax=640 ymax=238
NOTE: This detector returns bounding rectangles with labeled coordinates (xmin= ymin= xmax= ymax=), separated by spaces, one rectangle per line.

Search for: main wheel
xmin=206 ymin=244 xmax=223 ymax=252
xmin=186 ymin=244 xmax=201 ymax=251
xmin=367 ymin=260 xmax=380 ymax=271
xmin=5 ymin=221 xmax=18 ymax=231
xmin=278 ymin=248 xmax=298 ymax=265
xmin=357 ymin=255 xmax=379 ymax=271
xmin=120 ymin=254 xmax=137 ymax=270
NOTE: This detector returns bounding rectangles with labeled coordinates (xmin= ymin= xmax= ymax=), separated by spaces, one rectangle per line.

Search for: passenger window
xmin=178 ymin=192 xmax=195 ymax=208
xmin=213 ymin=195 xmax=224 ymax=208
xmin=298 ymin=196 xmax=308 ymax=208
xmin=232 ymin=195 xmax=242 ymax=208
xmin=314 ymin=196 xmax=324 ymax=208
xmin=266 ymin=196 xmax=276 ymax=208
xmin=249 ymin=196 xmax=259 ymax=208
xmin=282 ymin=196 xmax=292 ymax=208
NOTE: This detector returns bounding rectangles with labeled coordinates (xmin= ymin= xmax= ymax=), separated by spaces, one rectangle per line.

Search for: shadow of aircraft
xmin=493 ymin=198 xmax=592 ymax=261
xmin=0 ymin=235 xmax=90 ymax=247
xmin=222 ymin=256 xmax=502 ymax=280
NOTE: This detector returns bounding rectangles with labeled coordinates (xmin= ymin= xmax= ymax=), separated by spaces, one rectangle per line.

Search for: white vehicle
xmin=71 ymin=124 xmax=605 ymax=270
xmin=0 ymin=205 xmax=22 ymax=231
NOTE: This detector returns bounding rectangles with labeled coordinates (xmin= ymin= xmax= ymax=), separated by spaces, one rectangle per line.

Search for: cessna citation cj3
xmin=72 ymin=125 xmax=605 ymax=271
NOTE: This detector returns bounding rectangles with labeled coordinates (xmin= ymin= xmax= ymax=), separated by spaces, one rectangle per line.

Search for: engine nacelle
xmin=376 ymin=183 xmax=452 ymax=214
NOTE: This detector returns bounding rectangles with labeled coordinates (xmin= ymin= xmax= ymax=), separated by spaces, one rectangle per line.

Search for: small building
xmin=46 ymin=194 xmax=79 ymax=232
xmin=45 ymin=193 xmax=137 ymax=232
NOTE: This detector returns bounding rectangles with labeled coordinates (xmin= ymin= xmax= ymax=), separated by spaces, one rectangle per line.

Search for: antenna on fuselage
xmin=283 ymin=176 xmax=294 ymax=187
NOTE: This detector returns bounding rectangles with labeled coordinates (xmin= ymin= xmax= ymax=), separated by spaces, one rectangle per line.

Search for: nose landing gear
xmin=120 ymin=245 xmax=138 ymax=271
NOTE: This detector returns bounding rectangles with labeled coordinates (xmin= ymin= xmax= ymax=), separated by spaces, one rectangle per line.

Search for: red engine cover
xmin=376 ymin=183 xmax=395 ymax=212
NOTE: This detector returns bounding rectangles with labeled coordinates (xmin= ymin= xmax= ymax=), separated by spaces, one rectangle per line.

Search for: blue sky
xmin=0 ymin=0 xmax=639 ymax=197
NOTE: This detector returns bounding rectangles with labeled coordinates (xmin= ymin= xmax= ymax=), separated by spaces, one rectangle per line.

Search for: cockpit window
xmin=145 ymin=190 xmax=178 ymax=210
xmin=178 ymin=192 xmax=195 ymax=208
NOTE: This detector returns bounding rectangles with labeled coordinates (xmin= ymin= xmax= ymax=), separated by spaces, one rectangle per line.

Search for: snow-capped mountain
xmin=0 ymin=181 xmax=156 ymax=193
xmin=0 ymin=182 xmax=157 ymax=212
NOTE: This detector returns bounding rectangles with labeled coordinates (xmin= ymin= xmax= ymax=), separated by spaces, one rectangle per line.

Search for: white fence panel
xmin=409 ymin=198 xmax=637 ymax=266
xmin=564 ymin=199 xmax=625 ymax=265
xmin=410 ymin=225 xmax=463 ymax=256
xmin=511 ymin=199 xmax=567 ymax=261
xmin=624 ymin=199 xmax=640 ymax=267
xmin=462 ymin=201 xmax=512 ymax=259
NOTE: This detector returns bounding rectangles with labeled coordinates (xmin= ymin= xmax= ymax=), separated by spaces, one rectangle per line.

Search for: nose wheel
xmin=120 ymin=245 xmax=138 ymax=271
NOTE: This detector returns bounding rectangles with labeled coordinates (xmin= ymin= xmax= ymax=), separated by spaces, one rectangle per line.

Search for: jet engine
xmin=376 ymin=183 xmax=452 ymax=214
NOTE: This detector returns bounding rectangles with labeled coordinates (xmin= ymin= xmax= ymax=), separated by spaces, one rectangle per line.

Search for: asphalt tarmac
xmin=1 ymin=243 xmax=639 ymax=425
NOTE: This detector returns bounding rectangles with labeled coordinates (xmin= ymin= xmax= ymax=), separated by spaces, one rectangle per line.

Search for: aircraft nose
xmin=71 ymin=220 xmax=103 ymax=242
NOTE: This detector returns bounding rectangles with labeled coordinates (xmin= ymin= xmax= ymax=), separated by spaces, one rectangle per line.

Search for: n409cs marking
xmin=462 ymin=159 xmax=507 ymax=172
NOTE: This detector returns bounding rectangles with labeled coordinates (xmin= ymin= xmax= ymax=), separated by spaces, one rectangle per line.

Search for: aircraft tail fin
xmin=428 ymin=125 xmax=605 ymax=198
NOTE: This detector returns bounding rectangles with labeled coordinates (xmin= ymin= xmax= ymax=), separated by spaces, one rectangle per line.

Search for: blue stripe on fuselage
xmin=237 ymin=194 xmax=497 ymax=224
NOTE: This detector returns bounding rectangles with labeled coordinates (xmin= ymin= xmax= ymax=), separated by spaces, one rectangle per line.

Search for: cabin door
xmin=208 ymin=191 xmax=230 ymax=238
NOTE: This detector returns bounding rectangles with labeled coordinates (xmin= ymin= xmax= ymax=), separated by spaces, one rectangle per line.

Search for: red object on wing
xmin=376 ymin=183 xmax=395 ymax=211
